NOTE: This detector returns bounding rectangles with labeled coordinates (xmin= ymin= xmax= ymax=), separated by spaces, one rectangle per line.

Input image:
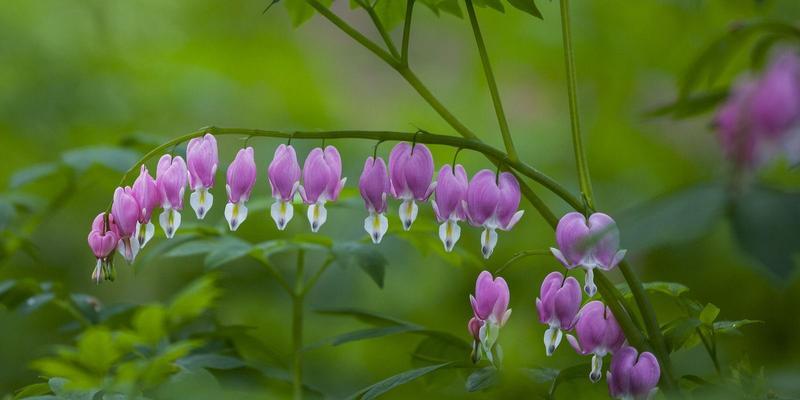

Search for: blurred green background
xmin=1 ymin=0 xmax=800 ymax=399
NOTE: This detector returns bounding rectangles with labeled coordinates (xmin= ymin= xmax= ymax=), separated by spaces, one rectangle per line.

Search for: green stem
xmin=595 ymin=273 xmax=650 ymax=351
xmin=302 ymin=256 xmax=335 ymax=296
xmin=401 ymin=0 xmax=414 ymax=65
xmin=292 ymin=249 xmax=306 ymax=400
xmin=249 ymin=253 xmax=293 ymax=295
xmin=558 ymin=0 xmax=594 ymax=209
xmin=363 ymin=4 xmax=400 ymax=60
xmin=465 ymin=0 xmax=518 ymax=161
xmin=696 ymin=328 xmax=721 ymax=375
xmin=494 ymin=249 xmax=550 ymax=274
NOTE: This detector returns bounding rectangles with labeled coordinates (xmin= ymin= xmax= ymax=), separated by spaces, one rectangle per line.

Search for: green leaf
xmin=333 ymin=242 xmax=388 ymax=288
xmin=729 ymin=186 xmax=800 ymax=281
xmin=662 ymin=317 xmax=702 ymax=353
xmin=646 ymin=89 xmax=729 ymax=119
xmin=348 ymin=362 xmax=454 ymax=400
xmin=713 ymin=319 xmax=762 ymax=335
xmin=418 ymin=0 xmax=463 ymax=18
xmin=699 ymin=303 xmax=720 ymax=325
xmin=315 ymin=307 xmax=411 ymax=326
xmin=132 ymin=305 xmax=167 ymax=345
xmin=411 ymin=333 xmax=471 ymax=365
xmin=61 ymin=146 xmax=140 ymax=174
xmin=474 ymin=0 xmax=504 ymax=12
xmin=616 ymin=281 xmax=690 ymax=299
xmin=307 ymin=325 xmax=422 ymax=351
xmin=505 ymin=0 xmax=542 ymax=19
xmin=465 ymin=367 xmax=499 ymax=392
xmin=204 ymin=236 xmax=253 ymax=269
xmin=167 ymin=275 xmax=220 ymax=327
xmin=374 ymin=0 xmax=407 ymax=30
xmin=13 ymin=382 xmax=52 ymax=399
xmin=177 ymin=354 xmax=247 ymax=371
xmin=284 ymin=0 xmax=333 ymax=27
xmin=523 ymin=364 xmax=590 ymax=398
xmin=78 ymin=327 xmax=123 ymax=374
xmin=9 ymin=163 xmax=61 ymax=189
xmin=617 ymin=183 xmax=726 ymax=252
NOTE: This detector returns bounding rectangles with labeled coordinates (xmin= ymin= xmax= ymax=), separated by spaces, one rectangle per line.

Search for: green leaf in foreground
xmin=506 ymin=0 xmax=542 ymax=19
xmin=333 ymin=242 xmax=388 ymax=288
xmin=465 ymin=366 xmax=499 ymax=392
xmin=348 ymin=362 xmax=454 ymax=400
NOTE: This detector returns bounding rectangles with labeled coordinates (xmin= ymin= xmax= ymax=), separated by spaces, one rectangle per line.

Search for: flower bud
xmin=536 ymin=271 xmax=582 ymax=356
xmin=607 ymin=346 xmax=661 ymax=400
xmin=432 ymin=164 xmax=468 ymax=252
xmin=464 ymin=170 xmax=524 ymax=258
xmin=88 ymin=213 xmax=119 ymax=259
xmin=389 ymin=142 xmax=435 ymax=231
xmin=359 ymin=156 xmax=390 ymax=244
xmin=551 ymin=212 xmax=626 ymax=296
xmin=187 ymin=133 xmax=218 ymax=219
xmin=225 ymin=147 xmax=257 ymax=231
xmin=156 ymin=155 xmax=188 ymax=238
xmin=268 ymin=144 xmax=301 ymax=230
xmin=566 ymin=301 xmax=626 ymax=383
xmin=131 ymin=165 xmax=158 ymax=248
xmin=299 ymin=146 xmax=346 ymax=232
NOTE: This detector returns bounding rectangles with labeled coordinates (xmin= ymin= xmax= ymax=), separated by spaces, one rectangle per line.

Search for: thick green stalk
xmin=465 ymin=0 xmax=518 ymax=161
xmin=558 ymin=0 xmax=674 ymax=389
xmin=292 ymin=250 xmax=306 ymax=400
xmin=401 ymin=0 xmax=414 ymax=65
xmin=363 ymin=4 xmax=400 ymax=59
xmin=558 ymin=0 xmax=594 ymax=209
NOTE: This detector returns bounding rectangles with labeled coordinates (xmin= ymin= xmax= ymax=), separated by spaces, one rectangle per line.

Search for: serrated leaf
xmin=474 ymin=0 xmax=504 ymax=12
xmin=699 ymin=303 xmax=720 ymax=325
xmin=348 ymin=362 xmax=454 ymax=400
xmin=662 ymin=317 xmax=702 ymax=353
xmin=374 ymin=0 xmax=407 ymax=30
xmin=204 ymin=236 xmax=253 ymax=269
xmin=714 ymin=319 xmax=762 ymax=336
xmin=333 ymin=242 xmax=388 ymax=288
xmin=465 ymin=367 xmax=499 ymax=392
xmin=616 ymin=281 xmax=690 ymax=299
xmin=167 ymin=275 xmax=220 ymax=327
xmin=506 ymin=0 xmax=542 ymax=18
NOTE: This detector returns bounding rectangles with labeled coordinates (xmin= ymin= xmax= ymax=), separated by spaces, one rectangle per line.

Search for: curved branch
xmin=115 ymin=127 xmax=581 ymax=211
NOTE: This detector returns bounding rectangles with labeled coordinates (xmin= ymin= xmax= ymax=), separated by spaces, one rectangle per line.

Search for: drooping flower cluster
xmin=535 ymin=211 xmax=660 ymax=398
xmin=467 ymin=271 xmax=511 ymax=365
xmin=714 ymin=50 xmax=800 ymax=169
xmin=359 ymin=142 xmax=524 ymax=257
xmin=89 ymin=135 xmax=525 ymax=282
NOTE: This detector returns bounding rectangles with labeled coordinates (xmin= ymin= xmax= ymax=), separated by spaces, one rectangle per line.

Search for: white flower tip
xmin=270 ymin=200 xmax=293 ymax=231
xmin=364 ymin=212 xmax=388 ymax=244
xmin=398 ymin=200 xmax=418 ymax=231
xmin=225 ymin=202 xmax=248 ymax=231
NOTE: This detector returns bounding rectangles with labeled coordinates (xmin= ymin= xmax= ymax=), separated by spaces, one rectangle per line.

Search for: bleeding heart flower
xmin=432 ymin=164 xmax=468 ymax=252
xmin=389 ymin=142 xmax=435 ymax=231
xmin=131 ymin=165 xmax=159 ymax=248
xmin=468 ymin=270 xmax=511 ymax=365
xmin=607 ymin=346 xmax=661 ymax=400
xmin=156 ymin=155 xmax=188 ymax=239
xmin=298 ymin=146 xmax=346 ymax=232
xmin=566 ymin=301 xmax=626 ymax=383
xmin=111 ymin=186 xmax=140 ymax=263
xmin=536 ymin=271 xmax=582 ymax=356
xmin=225 ymin=147 xmax=257 ymax=231
xmin=186 ymin=133 xmax=218 ymax=220
xmin=551 ymin=212 xmax=626 ymax=296
xmin=268 ymin=144 xmax=301 ymax=230
xmin=359 ymin=156 xmax=390 ymax=244
xmin=464 ymin=170 xmax=524 ymax=259
xmin=88 ymin=212 xmax=119 ymax=283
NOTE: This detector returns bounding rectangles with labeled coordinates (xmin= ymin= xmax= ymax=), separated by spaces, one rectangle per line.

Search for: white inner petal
xmin=136 ymin=221 xmax=155 ymax=248
xmin=271 ymin=200 xmax=294 ymax=231
xmin=116 ymin=237 xmax=139 ymax=264
xmin=590 ymin=354 xmax=603 ymax=382
xmin=159 ymin=208 xmax=181 ymax=239
xmin=190 ymin=188 xmax=214 ymax=220
xmin=364 ymin=211 xmax=388 ymax=244
xmin=583 ymin=267 xmax=597 ymax=297
xmin=544 ymin=325 xmax=563 ymax=357
xmin=398 ymin=199 xmax=418 ymax=231
xmin=225 ymin=201 xmax=248 ymax=231
xmin=481 ymin=227 xmax=498 ymax=259
xmin=438 ymin=219 xmax=461 ymax=252
xmin=307 ymin=202 xmax=328 ymax=232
